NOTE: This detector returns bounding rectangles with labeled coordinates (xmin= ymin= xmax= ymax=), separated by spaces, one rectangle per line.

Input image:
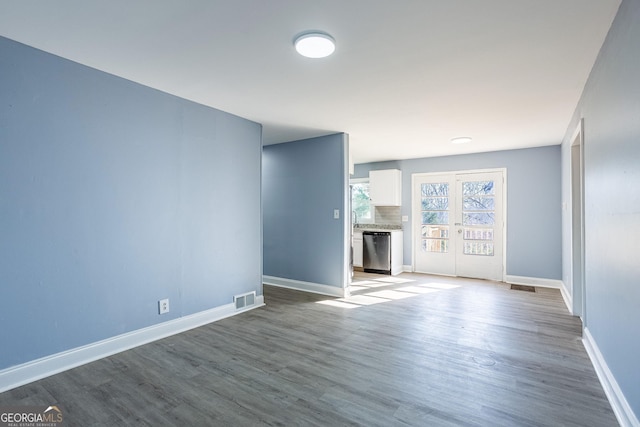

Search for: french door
xmin=413 ymin=170 xmax=504 ymax=281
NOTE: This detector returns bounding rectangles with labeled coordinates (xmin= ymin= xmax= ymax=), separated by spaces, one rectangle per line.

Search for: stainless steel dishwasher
xmin=363 ymin=231 xmax=391 ymax=274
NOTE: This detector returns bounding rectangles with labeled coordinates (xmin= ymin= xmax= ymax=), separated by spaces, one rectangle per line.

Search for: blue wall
xmin=263 ymin=134 xmax=349 ymax=288
xmin=354 ymin=146 xmax=562 ymax=280
xmin=0 ymin=37 xmax=262 ymax=370
xmin=561 ymin=0 xmax=639 ymax=417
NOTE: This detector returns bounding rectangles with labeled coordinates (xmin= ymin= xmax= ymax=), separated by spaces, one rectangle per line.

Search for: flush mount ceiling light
xmin=450 ymin=136 xmax=473 ymax=144
xmin=294 ymin=31 xmax=335 ymax=58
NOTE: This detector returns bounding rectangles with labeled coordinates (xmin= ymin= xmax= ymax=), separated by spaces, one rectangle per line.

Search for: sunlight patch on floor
xmin=350 ymin=280 xmax=400 ymax=289
xmin=350 ymin=280 xmax=379 ymax=286
xmin=348 ymin=294 xmax=391 ymax=306
xmin=365 ymin=289 xmax=416 ymax=300
xmin=316 ymin=276 xmax=461 ymax=309
xmin=394 ymin=285 xmax=441 ymax=294
xmin=422 ymin=282 xmax=461 ymax=290
xmin=316 ymin=300 xmax=361 ymax=309
xmin=370 ymin=276 xmax=415 ymax=284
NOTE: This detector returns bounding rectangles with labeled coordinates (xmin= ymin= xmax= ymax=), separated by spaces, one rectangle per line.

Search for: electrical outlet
xmin=158 ymin=299 xmax=169 ymax=314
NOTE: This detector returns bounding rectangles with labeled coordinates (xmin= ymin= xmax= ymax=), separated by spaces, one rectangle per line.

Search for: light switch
xmin=334 ymin=209 xmax=340 ymax=219
xmin=402 ymin=215 xmax=409 ymax=222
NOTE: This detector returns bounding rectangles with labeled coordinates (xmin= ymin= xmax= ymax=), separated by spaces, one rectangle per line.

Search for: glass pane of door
xmin=461 ymin=179 xmax=495 ymax=256
xmin=421 ymin=182 xmax=450 ymax=253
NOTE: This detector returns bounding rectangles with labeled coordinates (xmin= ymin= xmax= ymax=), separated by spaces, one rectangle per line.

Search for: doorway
xmin=412 ymin=170 xmax=505 ymax=281
xmin=571 ymin=119 xmax=585 ymax=320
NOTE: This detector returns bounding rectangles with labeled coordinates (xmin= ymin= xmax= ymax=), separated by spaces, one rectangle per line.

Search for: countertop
xmin=353 ymin=224 xmax=402 ymax=233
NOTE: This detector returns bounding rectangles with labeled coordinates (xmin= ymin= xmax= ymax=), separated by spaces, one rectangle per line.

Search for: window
xmin=351 ymin=181 xmax=374 ymax=224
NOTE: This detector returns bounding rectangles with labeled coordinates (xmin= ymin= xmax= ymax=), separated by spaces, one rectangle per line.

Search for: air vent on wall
xmin=234 ymin=291 xmax=256 ymax=310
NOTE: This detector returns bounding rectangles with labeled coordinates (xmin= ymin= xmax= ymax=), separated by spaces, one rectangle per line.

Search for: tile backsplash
xmin=374 ymin=206 xmax=401 ymax=225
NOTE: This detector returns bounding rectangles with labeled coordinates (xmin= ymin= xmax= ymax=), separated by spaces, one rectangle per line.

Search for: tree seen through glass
xmin=352 ymin=183 xmax=372 ymax=223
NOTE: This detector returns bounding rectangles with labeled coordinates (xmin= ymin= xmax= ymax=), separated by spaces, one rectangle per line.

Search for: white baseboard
xmin=0 ymin=296 xmax=264 ymax=394
xmin=504 ymin=275 xmax=563 ymax=289
xmin=559 ymin=282 xmax=573 ymax=314
xmin=583 ymin=328 xmax=639 ymax=427
xmin=263 ymin=275 xmax=347 ymax=298
xmin=402 ymin=265 xmax=413 ymax=272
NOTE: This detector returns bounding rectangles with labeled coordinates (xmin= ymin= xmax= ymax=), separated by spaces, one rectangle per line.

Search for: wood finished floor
xmin=0 ymin=272 xmax=618 ymax=426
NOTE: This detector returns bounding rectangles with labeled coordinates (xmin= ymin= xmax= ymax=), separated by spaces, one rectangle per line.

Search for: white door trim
xmin=411 ymin=168 xmax=507 ymax=281
xmin=570 ymin=118 xmax=586 ymax=321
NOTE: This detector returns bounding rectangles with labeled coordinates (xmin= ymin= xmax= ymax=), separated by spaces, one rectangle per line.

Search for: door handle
xmin=458 ymin=229 xmax=463 ymax=234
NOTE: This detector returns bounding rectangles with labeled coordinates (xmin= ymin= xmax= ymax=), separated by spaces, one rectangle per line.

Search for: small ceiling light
xmin=450 ymin=137 xmax=473 ymax=144
xmin=294 ymin=31 xmax=336 ymax=58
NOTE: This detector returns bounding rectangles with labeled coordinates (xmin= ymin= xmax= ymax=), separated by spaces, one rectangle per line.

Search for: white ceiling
xmin=0 ymin=1 xmax=621 ymax=164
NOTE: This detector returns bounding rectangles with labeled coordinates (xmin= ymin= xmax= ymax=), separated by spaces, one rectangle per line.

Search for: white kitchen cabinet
xmin=390 ymin=230 xmax=403 ymax=276
xmin=353 ymin=230 xmax=363 ymax=267
xmin=369 ymin=169 xmax=402 ymax=206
